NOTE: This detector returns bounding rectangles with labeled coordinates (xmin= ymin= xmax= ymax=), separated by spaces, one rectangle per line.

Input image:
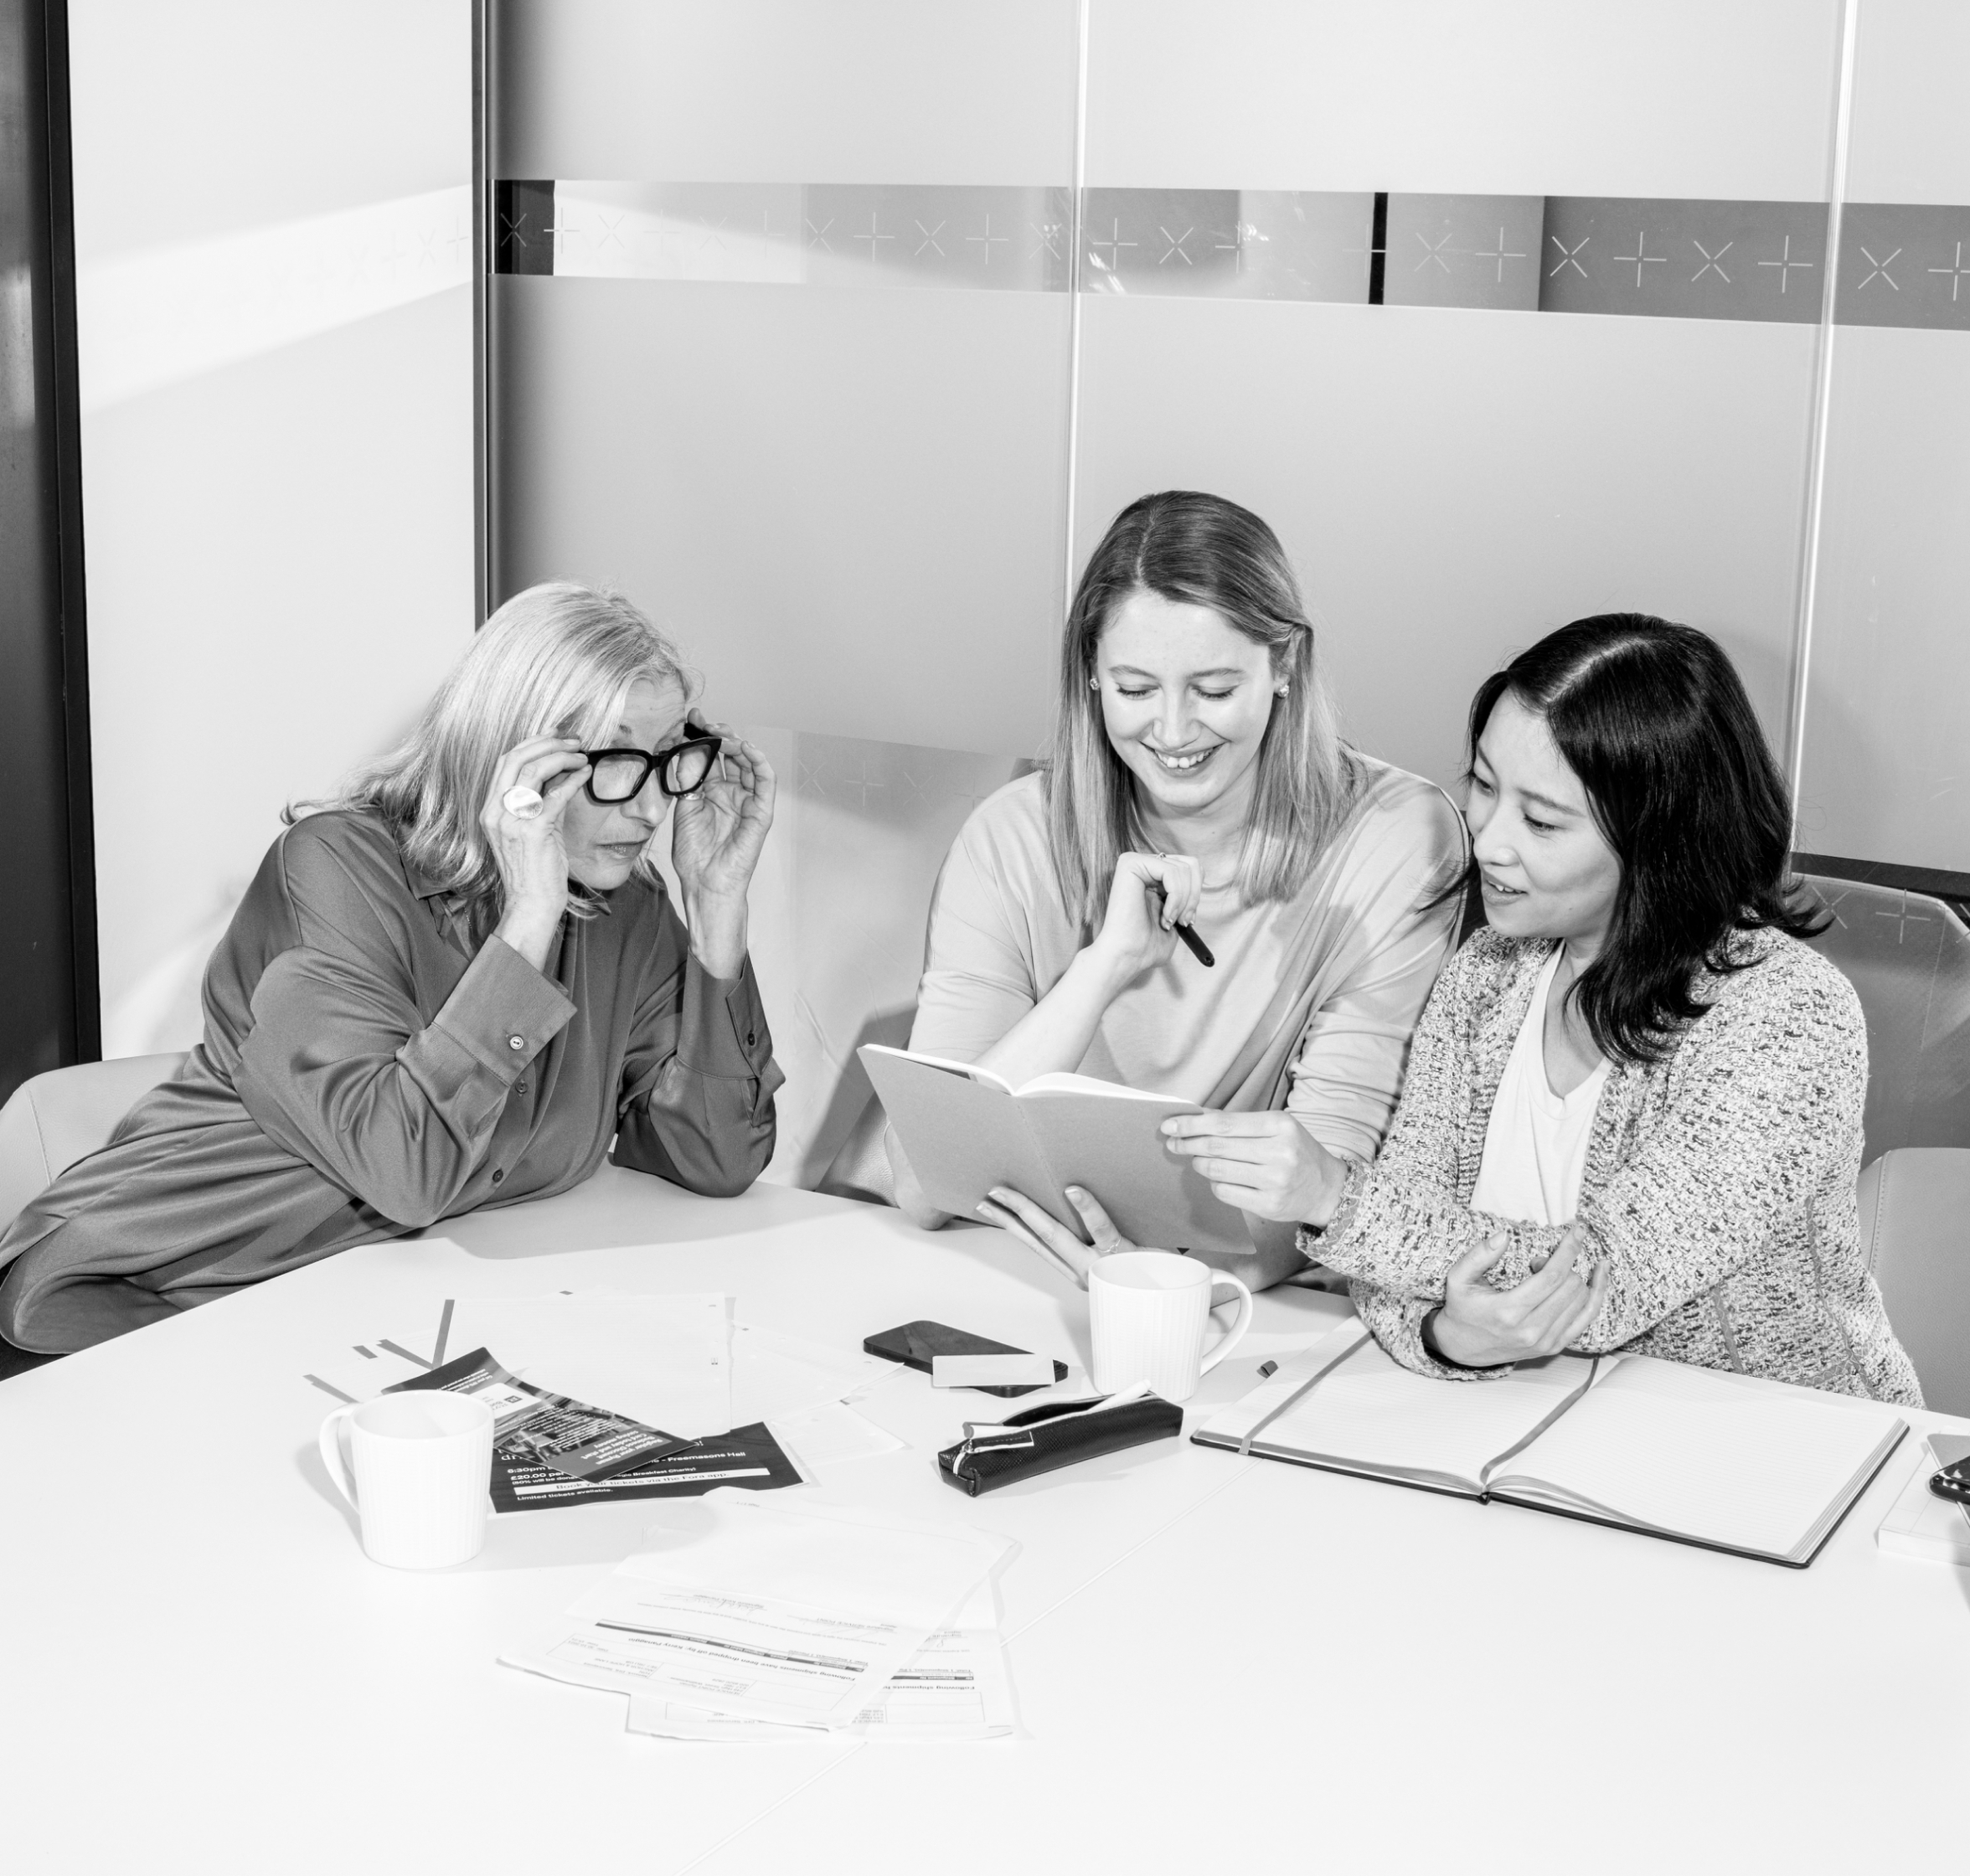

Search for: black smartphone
xmin=863 ymin=1319 xmax=1069 ymax=1397
xmin=1927 ymin=1433 xmax=1970 ymax=1508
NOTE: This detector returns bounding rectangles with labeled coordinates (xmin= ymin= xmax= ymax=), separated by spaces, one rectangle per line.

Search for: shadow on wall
xmin=1801 ymin=877 xmax=1970 ymax=1163
xmin=101 ymin=883 xmax=243 ymax=1058
xmin=740 ymin=728 xmax=1037 ymax=1193
xmin=99 ymin=699 xmax=439 ymax=1062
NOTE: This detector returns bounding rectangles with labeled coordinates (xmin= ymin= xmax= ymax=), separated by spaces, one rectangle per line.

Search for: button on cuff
xmin=507 ymin=1034 xmax=526 ymax=1052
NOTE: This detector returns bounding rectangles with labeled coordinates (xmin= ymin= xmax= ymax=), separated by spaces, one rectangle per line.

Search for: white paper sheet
xmin=443 ymin=1293 xmax=732 ymax=1439
xmin=728 ymin=1322 xmax=894 ymax=1424
xmin=625 ymin=1579 xmax=1016 ymax=1742
xmin=498 ymin=1492 xmax=1013 ymax=1730
xmin=766 ymin=1399 xmax=906 ymax=1477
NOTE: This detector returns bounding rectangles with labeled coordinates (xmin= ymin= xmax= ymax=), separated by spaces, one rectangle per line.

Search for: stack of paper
xmin=1877 ymin=1436 xmax=1970 ymax=1568
xmin=625 ymin=1574 xmax=1015 ymax=1742
xmin=500 ymin=1490 xmax=1019 ymax=1740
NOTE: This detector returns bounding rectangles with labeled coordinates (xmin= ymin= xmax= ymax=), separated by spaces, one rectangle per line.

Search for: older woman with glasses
xmin=0 ymin=582 xmax=781 ymax=1353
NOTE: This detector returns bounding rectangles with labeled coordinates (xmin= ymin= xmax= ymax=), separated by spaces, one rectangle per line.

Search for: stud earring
xmin=1089 ymin=675 xmax=1100 ymax=689
xmin=1274 ymin=683 xmax=1289 ymax=697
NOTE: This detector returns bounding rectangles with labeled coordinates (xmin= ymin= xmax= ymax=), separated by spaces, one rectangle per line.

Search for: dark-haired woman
xmin=890 ymin=492 xmax=1467 ymax=1288
xmin=1006 ymin=613 xmax=1920 ymax=1401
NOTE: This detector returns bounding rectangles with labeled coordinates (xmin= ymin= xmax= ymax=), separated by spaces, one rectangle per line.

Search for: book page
xmin=1016 ymin=1070 xmax=1190 ymax=1102
xmin=859 ymin=1045 xmax=1065 ymax=1223
xmin=1019 ymin=1087 xmax=1252 ymax=1259
xmin=1244 ymin=1334 xmax=1599 ymax=1492
xmin=1495 ymin=1356 xmax=1904 ymax=1559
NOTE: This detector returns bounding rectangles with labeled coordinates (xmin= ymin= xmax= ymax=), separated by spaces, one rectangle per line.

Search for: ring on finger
xmin=502 ymin=785 xmax=544 ymax=820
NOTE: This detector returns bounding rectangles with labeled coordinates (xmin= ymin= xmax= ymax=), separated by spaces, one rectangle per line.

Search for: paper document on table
xmin=444 ymin=1293 xmax=731 ymax=1439
xmin=1878 ymin=1436 xmax=1970 ymax=1569
xmin=729 ymin=1321 xmax=895 ymax=1424
xmin=498 ymin=1492 xmax=1014 ymax=1729
xmin=625 ymin=1578 xmax=1016 ymax=1742
xmin=766 ymin=1399 xmax=906 ymax=1477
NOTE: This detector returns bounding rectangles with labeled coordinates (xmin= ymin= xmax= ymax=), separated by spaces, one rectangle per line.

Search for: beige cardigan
xmin=1313 ymin=925 xmax=1921 ymax=1405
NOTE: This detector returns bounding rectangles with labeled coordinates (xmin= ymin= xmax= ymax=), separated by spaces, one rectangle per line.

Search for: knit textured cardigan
xmin=1311 ymin=925 xmax=1921 ymax=1405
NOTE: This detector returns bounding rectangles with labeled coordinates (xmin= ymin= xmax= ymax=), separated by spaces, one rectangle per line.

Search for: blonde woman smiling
xmin=0 ymin=584 xmax=781 ymax=1353
xmin=891 ymin=491 xmax=1466 ymax=1288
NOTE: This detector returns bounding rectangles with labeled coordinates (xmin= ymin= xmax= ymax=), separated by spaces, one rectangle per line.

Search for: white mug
xmin=317 ymin=1391 xmax=494 ymax=1569
xmin=1089 ymin=1251 xmax=1254 ymax=1403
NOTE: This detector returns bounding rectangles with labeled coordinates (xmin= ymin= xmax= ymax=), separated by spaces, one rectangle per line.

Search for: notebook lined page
xmin=1493 ymin=1357 xmax=1901 ymax=1557
xmin=1253 ymin=1337 xmax=1599 ymax=1488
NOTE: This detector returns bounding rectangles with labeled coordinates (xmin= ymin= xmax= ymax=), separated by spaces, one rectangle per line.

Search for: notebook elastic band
xmin=1238 ymin=1324 xmax=1369 ymax=1456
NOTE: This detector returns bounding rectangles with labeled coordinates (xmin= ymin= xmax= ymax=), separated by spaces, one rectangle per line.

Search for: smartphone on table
xmin=864 ymin=1320 xmax=1069 ymax=1397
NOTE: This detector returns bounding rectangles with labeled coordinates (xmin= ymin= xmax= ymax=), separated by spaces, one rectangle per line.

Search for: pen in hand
xmin=1152 ymin=882 xmax=1215 ymax=968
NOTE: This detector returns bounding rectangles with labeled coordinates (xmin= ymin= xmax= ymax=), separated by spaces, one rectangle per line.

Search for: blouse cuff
xmin=676 ymin=952 xmax=774 ymax=1080
xmin=433 ymin=935 xmax=577 ymax=1085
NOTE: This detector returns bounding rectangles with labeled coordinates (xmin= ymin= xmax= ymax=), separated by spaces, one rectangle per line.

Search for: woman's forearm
xmin=683 ymin=888 xmax=749 ymax=982
xmin=973 ymin=945 xmax=1133 ymax=1086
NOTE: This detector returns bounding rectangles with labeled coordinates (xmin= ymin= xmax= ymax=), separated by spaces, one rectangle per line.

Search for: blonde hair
xmin=1048 ymin=492 xmax=1360 ymax=930
xmin=292 ymin=582 xmax=692 ymax=938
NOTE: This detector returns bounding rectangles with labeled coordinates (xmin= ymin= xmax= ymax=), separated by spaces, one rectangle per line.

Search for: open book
xmin=859 ymin=1044 xmax=1254 ymax=1260
xmin=1196 ymin=1322 xmax=1907 ymax=1567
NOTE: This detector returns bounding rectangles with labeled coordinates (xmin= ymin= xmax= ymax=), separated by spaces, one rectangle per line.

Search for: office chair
xmin=0 ymin=1053 xmax=187 ymax=1239
xmin=1858 ymin=1147 xmax=1970 ymax=1415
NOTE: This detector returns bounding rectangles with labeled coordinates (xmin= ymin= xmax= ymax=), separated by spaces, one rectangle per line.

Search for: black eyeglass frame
xmin=580 ymin=724 xmax=724 ymax=803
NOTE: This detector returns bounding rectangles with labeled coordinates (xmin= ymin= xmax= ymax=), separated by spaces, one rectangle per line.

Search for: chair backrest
xmin=1858 ymin=1147 xmax=1970 ymax=1415
xmin=0 ymin=1054 xmax=188 ymax=1236
xmin=1799 ymin=875 xmax=1970 ymax=1163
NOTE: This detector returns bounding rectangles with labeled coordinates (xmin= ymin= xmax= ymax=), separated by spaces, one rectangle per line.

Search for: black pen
xmin=1153 ymin=883 xmax=1215 ymax=968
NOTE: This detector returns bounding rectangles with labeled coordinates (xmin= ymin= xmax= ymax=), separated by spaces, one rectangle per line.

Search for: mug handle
xmin=1199 ymin=1270 xmax=1254 ymax=1374
xmin=317 ymin=1403 xmax=360 ymax=1508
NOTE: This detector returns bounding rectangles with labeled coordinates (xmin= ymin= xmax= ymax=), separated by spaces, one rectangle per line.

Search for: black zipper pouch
xmin=936 ymin=1394 xmax=1184 ymax=1496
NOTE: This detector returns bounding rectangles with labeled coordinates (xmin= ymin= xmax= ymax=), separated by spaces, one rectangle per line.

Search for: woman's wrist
xmin=683 ymin=890 xmax=749 ymax=981
xmin=1421 ymin=1306 xmax=1509 ymax=1371
xmin=1071 ymin=937 xmax=1140 ymax=1002
xmin=1302 ymin=1145 xmax=1349 ymax=1229
xmin=493 ymin=899 xmax=564 ymax=973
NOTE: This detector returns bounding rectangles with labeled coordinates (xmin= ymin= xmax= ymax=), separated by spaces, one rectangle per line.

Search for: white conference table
xmin=3 ymin=1164 xmax=1967 ymax=1875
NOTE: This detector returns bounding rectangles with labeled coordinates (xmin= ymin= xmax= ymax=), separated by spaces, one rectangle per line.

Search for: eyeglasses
xmin=581 ymin=724 xmax=723 ymax=803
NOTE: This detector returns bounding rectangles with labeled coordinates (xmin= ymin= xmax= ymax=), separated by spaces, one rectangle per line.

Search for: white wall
xmin=70 ymin=1 xmax=477 ymax=1054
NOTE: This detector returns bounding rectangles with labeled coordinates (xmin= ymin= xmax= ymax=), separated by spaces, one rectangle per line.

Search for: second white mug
xmin=317 ymin=1389 xmax=494 ymax=1569
xmin=1089 ymin=1250 xmax=1253 ymax=1403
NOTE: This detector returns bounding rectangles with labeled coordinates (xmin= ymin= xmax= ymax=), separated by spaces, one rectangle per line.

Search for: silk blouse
xmin=0 ymin=809 xmax=782 ymax=1351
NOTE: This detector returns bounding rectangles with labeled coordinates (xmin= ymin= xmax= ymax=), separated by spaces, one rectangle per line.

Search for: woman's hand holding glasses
xmin=483 ymin=736 xmax=591 ymax=971
xmin=668 ymin=713 xmax=776 ymax=981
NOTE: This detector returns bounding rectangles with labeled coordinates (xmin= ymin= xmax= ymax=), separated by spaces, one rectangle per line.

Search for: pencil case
xmin=936 ymin=1394 xmax=1184 ymax=1497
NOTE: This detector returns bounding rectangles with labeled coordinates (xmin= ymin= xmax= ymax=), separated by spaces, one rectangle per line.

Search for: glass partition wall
xmin=485 ymin=0 xmax=1969 ymax=1178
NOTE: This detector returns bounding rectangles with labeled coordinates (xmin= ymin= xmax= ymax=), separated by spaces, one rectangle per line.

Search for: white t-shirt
xmin=1469 ymin=948 xmax=1609 ymax=1227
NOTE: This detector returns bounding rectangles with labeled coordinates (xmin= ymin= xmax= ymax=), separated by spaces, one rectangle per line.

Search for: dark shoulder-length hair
xmin=1047 ymin=490 xmax=1361 ymax=930
xmin=1469 ymin=613 xmax=1824 ymax=1064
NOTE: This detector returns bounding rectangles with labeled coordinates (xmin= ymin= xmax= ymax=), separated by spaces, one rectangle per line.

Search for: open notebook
xmin=859 ymin=1043 xmax=1253 ymax=1259
xmin=1195 ymin=1322 xmax=1907 ymax=1567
